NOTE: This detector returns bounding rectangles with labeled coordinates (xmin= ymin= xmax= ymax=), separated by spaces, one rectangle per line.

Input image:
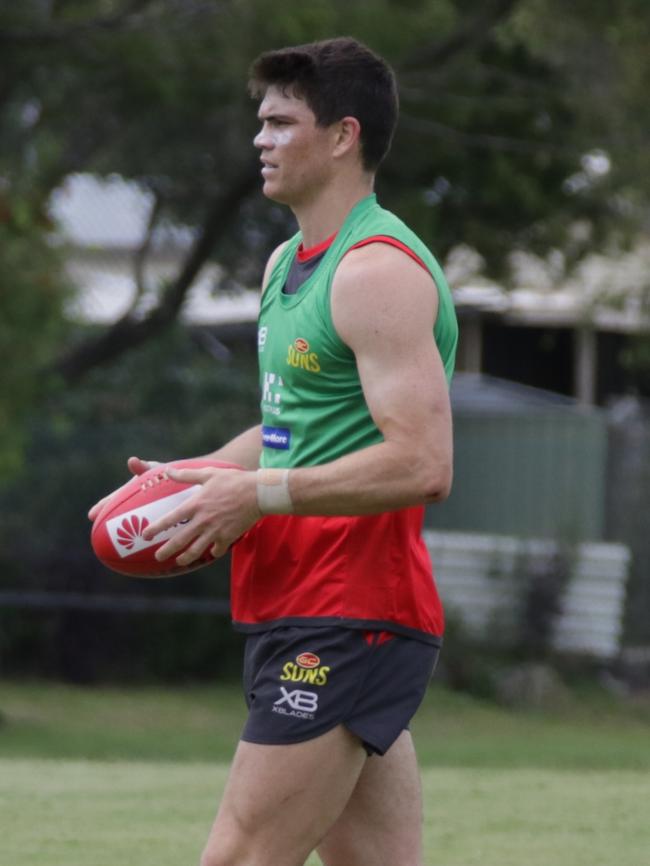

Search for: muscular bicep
xmin=331 ymin=246 xmax=452 ymax=457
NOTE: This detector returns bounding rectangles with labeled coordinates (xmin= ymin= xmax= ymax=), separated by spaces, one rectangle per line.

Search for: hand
xmin=87 ymin=457 xmax=160 ymax=522
xmin=141 ymin=466 xmax=261 ymax=567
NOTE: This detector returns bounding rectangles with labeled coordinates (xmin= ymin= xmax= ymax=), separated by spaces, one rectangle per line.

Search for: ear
xmin=332 ymin=116 xmax=362 ymax=160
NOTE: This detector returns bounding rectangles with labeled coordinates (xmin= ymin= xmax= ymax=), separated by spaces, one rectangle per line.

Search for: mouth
xmin=261 ymin=161 xmax=278 ymax=176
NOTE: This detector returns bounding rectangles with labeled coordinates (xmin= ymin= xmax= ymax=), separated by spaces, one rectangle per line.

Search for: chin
xmin=262 ymin=182 xmax=291 ymax=205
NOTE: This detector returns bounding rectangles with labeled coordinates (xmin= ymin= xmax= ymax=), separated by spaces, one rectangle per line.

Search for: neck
xmin=292 ymin=174 xmax=375 ymax=248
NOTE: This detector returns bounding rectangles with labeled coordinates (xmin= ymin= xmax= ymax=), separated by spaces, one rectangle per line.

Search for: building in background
xmin=51 ymin=173 xmax=650 ymax=407
xmin=49 ymin=173 xmax=260 ymax=332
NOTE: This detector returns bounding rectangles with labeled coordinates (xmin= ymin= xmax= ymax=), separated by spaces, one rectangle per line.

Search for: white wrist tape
xmin=256 ymin=468 xmax=294 ymax=515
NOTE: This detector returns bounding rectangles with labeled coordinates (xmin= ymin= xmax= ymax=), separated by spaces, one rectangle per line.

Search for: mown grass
xmin=2 ymin=678 xmax=650 ymax=769
xmin=1 ymin=760 xmax=648 ymax=866
xmin=1 ymin=680 xmax=649 ymax=866
xmin=0 ymin=679 xmax=246 ymax=762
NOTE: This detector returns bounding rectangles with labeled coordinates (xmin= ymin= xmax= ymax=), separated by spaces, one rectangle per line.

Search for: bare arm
xmin=202 ymin=425 xmax=262 ymax=470
xmin=289 ymin=243 xmax=453 ymax=513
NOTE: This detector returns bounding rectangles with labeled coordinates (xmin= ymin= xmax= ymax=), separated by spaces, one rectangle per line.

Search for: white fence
xmin=424 ymin=530 xmax=630 ymax=659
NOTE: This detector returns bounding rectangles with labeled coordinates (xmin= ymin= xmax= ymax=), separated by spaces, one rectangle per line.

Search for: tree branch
xmin=132 ymin=192 xmax=163 ymax=302
xmin=53 ymin=164 xmax=260 ymax=383
xmin=400 ymin=113 xmax=578 ymax=158
xmin=399 ymin=0 xmax=524 ymax=72
xmin=0 ymin=0 xmax=154 ymax=47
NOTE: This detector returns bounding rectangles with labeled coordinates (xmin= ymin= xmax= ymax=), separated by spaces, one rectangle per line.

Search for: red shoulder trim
xmin=295 ymin=232 xmax=430 ymax=274
xmin=348 ymin=235 xmax=429 ymax=273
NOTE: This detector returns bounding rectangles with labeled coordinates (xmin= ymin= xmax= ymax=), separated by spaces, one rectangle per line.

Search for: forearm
xmin=203 ymin=425 xmax=262 ymax=471
xmin=284 ymin=438 xmax=452 ymax=516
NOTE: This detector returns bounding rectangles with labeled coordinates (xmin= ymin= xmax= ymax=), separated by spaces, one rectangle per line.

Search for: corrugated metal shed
xmin=427 ymin=374 xmax=608 ymax=539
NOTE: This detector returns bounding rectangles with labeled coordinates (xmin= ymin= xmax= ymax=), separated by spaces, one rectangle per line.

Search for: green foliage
xmin=0 ymin=215 xmax=69 ymax=478
xmin=389 ymin=36 xmax=584 ymax=271
xmin=509 ymin=0 xmax=650 ymax=204
xmin=56 ymin=323 xmax=260 ymax=454
xmin=2 ymin=1 xmax=647 ymax=268
xmin=0 ymin=326 xmax=259 ymax=681
xmin=0 ymin=0 xmax=648 ymax=375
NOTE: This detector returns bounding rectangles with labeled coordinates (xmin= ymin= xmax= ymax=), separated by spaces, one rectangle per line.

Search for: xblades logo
xmin=272 ymin=688 xmax=319 ymax=719
xmin=258 ymin=326 xmax=269 ymax=351
xmin=116 ymin=515 xmax=150 ymax=550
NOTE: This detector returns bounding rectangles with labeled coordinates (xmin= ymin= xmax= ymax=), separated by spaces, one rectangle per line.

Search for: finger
xmin=210 ymin=541 xmax=230 ymax=560
xmin=142 ymin=503 xmax=194 ymax=540
xmin=165 ymin=467 xmax=214 ymax=485
xmin=175 ymin=534 xmax=215 ymax=567
xmin=154 ymin=523 xmax=206 ymax=563
xmin=88 ymin=496 xmax=109 ymax=521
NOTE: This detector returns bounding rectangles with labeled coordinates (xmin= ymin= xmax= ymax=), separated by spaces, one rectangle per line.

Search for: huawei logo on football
xmin=116 ymin=515 xmax=150 ymax=550
xmin=106 ymin=486 xmax=201 ymax=559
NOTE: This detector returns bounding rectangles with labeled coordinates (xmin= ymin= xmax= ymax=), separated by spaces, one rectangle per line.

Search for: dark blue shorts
xmin=240 ymin=625 xmax=439 ymax=756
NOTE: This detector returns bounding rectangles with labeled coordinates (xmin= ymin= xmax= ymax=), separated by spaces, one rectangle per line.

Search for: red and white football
xmin=91 ymin=458 xmax=243 ymax=578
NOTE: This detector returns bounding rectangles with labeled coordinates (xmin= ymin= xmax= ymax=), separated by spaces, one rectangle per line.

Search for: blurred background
xmin=1 ymin=0 xmax=649 ymax=696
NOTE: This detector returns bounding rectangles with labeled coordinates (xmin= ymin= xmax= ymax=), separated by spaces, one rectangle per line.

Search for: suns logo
xmin=116 ymin=515 xmax=150 ymax=550
xmin=281 ymin=653 xmax=330 ymax=686
xmin=286 ymin=338 xmax=320 ymax=373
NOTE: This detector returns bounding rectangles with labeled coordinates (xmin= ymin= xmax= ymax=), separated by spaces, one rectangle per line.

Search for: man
xmin=90 ymin=36 xmax=457 ymax=866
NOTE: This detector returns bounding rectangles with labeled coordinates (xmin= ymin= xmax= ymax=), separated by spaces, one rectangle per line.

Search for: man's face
xmin=254 ymin=85 xmax=339 ymax=206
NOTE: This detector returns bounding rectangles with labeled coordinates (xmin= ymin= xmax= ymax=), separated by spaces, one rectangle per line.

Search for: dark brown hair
xmin=249 ymin=37 xmax=398 ymax=171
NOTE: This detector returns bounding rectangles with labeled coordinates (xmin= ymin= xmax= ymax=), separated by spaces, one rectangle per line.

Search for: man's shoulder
xmin=332 ymin=245 xmax=438 ymax=335
xmin=336 ymin=239 xmax=427 ymax=281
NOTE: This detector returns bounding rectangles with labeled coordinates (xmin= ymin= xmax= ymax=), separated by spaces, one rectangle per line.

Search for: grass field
xmin=1 ymin=680 xmax=649 ymax=865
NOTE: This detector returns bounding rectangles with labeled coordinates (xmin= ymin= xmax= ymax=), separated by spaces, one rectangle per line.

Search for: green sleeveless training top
xmin=257 ymin=193 xmax=457 ymax=469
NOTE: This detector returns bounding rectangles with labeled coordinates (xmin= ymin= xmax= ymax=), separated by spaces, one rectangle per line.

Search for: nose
xmin=254 ymin=124 xmax=272 ymax=150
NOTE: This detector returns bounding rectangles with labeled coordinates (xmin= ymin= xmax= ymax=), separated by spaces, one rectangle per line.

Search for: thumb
xmin=128 ymin=457 xmax=161 ymax=476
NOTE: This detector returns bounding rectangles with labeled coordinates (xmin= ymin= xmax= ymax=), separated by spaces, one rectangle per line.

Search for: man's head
xmin=249 ymin=37 xmax=399 ymax=173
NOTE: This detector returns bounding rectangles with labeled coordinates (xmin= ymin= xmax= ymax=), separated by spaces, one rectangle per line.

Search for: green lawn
xmin=2 ymin=678 xmax=650 ymax=769
xmin=1 ymin=759 xmax=648 ymax=866
xmin=1 ymin=680 xmax=649 ymax=865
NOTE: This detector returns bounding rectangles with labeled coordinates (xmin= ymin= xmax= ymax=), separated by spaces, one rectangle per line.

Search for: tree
xmin=1 ymin=0 xmax=648 ymax=412
xmin=0 ymin=211 xmax=69 ymax=475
